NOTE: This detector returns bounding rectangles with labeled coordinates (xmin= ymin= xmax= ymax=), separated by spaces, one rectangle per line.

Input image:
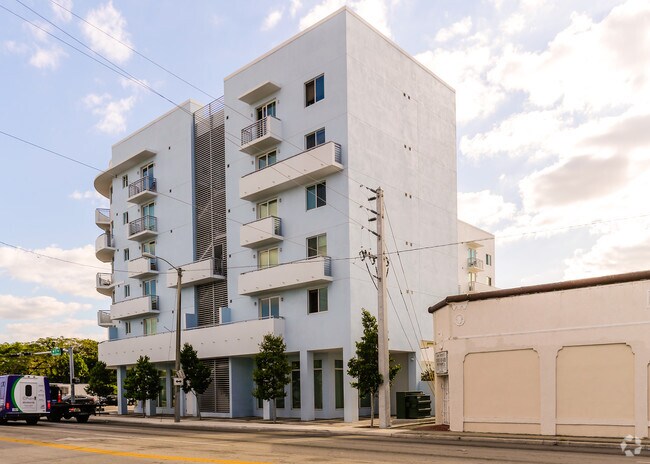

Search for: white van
xmin=0 ymin=375 xmax=50 ymax=425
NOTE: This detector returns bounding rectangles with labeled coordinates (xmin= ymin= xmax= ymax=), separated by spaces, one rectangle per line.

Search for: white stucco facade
xmin=95 ymin=7 xmax=458 ymax=421
xmin=457 ymin=220 xmax=496 ymax=294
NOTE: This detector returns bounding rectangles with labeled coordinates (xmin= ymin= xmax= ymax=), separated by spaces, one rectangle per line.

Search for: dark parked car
xmin=61 ymin=394 xmax=95 ymax=405
xmin=99 ymin=394 xmax=118 ymax=406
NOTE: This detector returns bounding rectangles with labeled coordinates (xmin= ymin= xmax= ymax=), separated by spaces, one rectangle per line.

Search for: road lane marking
xmin=0 ymin=436 xmax=270 ymax=464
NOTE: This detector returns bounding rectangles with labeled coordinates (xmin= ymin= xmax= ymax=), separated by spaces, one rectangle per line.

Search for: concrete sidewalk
xmin=90 ymin=412 xmax=643 ymax=452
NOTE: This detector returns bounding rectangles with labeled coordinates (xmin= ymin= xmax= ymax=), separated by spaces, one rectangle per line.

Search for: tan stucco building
xmin=429 ymin=270 xmax=650 ymax=438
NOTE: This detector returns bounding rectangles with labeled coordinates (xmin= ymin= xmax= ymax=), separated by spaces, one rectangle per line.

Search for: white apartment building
xmin=95 ymin=7 xmax=458 ymax=421
xmin=457 ymin=220 xmax=496 ymax=294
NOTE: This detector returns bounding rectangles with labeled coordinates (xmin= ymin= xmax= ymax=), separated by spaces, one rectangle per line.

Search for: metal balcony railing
xmin=243 ymin=255 xmax=332 ymax=275
xmin=241 ymin=116 xmax=279 ymax=145
xmin=272 ymin=216 xmax=282 ymax=236
xmin=129 ymin=215 xmax=157 ymax=236
xmin=214 ymin=258 xmax=225 ymax=276
xmin=241 ymin=142 xmax=342 ymax=179
xmin=467 ymin=257 xmax=484 ymax=270
xmin=128 ymin=176 xmax=157 ymax=198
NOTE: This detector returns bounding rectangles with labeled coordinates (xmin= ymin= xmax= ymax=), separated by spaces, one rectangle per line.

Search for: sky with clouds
xmin=0 ymin=0 xmax=648 ymax=343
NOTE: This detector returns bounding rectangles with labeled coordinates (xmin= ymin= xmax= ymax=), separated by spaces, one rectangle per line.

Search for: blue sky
xmin=0 ymin=0 xmax=648 ymax=342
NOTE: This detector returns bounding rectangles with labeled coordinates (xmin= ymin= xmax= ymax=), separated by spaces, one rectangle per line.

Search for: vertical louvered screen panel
xmin=193 ymin=99 xmax=228 ymax=328
xmin=199 ymin=358 xmax=230 ymax=414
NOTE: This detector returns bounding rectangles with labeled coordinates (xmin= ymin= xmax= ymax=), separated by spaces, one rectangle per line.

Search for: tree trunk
xmin=196 ymin=392 xmax=202 ymax=420
xmin=370 ymin=392 xmax=375 ymax=428
xmin=270 ymin=398 xmax=277 ymax=423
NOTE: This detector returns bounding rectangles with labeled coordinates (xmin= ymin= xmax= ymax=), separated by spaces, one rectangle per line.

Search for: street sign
xmin=51 ymin=347 xmax=62 ymax=356
xmin=173 ymin=377 xmax=183 ymax=386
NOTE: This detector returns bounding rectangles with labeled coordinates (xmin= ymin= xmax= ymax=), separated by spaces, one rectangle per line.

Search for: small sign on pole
xmin=173 ymin=377 xmax=183 ymax=386
xmin=51 ymin=347 xmax=62 ymax=356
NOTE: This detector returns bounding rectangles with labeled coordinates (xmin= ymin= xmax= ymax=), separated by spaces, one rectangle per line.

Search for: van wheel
xmin=25 ymin=417 xmax=39 ymax=425
xmin=76 ymin=415 xmax=90 ymax=423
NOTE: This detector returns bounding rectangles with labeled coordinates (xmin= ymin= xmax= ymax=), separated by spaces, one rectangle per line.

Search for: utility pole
xmin=68 ymin=347 xmax=75 ymax=401
xmin=174 ymin=266 xmax=183 ymax=423
xmin=375 ymin=187 xmax=391 ymax=429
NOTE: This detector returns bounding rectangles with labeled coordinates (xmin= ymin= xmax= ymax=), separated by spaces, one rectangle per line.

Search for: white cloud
xmin=3 ymin=40 xmax=29 ymax=55
xmin=29 ymin=45 xmax=67 ymax=69
xmin=69 ymin=190 xmax=108 ymax=205
xmin=81 ymin=1 xmax=133 ymax=64
xmin=500 ymin=13 xmax=525 ymax=35
xmin=0 ymin=245 xmax=108 ymax=300
xmin=84 ymin=92 xmax=136 ymax=135
xmin=51 ymin=0 xmax=73 ymax=23
xmin=299 ymin=0 xmax=394 ymax=38
xmin=458 ymin=190 xmax=517 ymax=229
xmin=1 ymin=318 xmax=103 ymax=343
xmin=262 ymin=9 xmax=284 ymax=31
xmin=435 ymin=16 xmax=472 ymax=42
xmin=290 ymin=0 xmax=303 ymax=18
xmin=0 ymin=295 xmax=90 ymax=321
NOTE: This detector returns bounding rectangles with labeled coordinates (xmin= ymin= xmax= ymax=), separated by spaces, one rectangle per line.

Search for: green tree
xmin=347 ymin=309 xmax=400 ymax=427
xmin=180 ymin=343 xmax=212 ymax=420
xmin=252 ymin=334 xmax=291 ymax=423
xmin=123 ymin=356 xmax=160 ymax=417
xmin=85 ymin=361 xmax=116 ymax=398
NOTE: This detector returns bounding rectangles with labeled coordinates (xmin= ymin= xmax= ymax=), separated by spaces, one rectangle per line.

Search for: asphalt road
xmin=0 ymin=421 xmax=643 ymax=463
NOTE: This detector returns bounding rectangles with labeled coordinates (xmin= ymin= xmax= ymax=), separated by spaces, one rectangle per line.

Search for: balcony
xmin=95 ymin=208 xmax=111 ymax=230
xmin=95 ymin=233 xmax=115 ymax=263
xmin=239 ymin=256 xmax=332 ymax=296
xmin=238 ymin=81 xmax=281 ymax=105
xmin=97 ymin=310 xmax=114 ymax=328
xmin=127 ymin=176 xmax=157 ymax=204
xmin=240 ymin=116 xmax=282 ymax=155
xmin=240 ymin=142 xmax=343 ymax=202
xmin=240 ymin=216 xmax=282 ymax=248
xmin=96 ymin=273 xmax=115 ymax=297
xmin=99 ymin=317 xmax=284 ymax=366
xmin=128 ymin=257 xmax=158 ymax=279
xmin=110 ymin=295 xmax=159 ymax=320
xmin=468 ymin=281 xmax=495 ymax=293
xmin=166 ymin=258 xmax=225 ymax=288
xmin=467 ymin=257 xmax=484 ymax=272
xmin=128 ymin=215 xmax=158 ymax=241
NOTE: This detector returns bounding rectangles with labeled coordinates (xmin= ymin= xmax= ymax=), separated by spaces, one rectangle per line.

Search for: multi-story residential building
xmin=457 ymin=220 xmax=496 ymax=294
xmin=94 ymin=7 xmax=458 ymax=421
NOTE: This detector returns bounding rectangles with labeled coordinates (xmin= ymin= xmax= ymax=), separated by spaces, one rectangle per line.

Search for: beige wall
xmin=463 ymin=350 xmax=540 ymax=434
xmin=433 ymin=279 xmax=650 ymax=438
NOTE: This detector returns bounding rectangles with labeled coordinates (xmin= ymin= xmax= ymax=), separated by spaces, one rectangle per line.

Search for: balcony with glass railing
xmin=95 ymin=208 xmax=111 ymax=230
xmin=128 ymin=215 xmax=158 ymax=241
xmin=95 ymin=233 xmax=115 ymax=263
xmin=240 ymin=141 xmax=343 ymax=202
xmin=97 ymin=310 xmax=114 ymax=328
xmin=239 ymin=256 xmax=332 ymax=296
xmin=127 ymin=176 xmax=157 ymax=204
xmin=240 ymin=216 xmax=282 ymax=248
xmin=110 ymin=295 xmax=159 ymax=320
xmin=240 ymin=116 xmax=282 ymax=155
xmin=96 ymin=272 xmax=115 ymax=296
xmin=467 ymin=257 xmax=484 ymax=272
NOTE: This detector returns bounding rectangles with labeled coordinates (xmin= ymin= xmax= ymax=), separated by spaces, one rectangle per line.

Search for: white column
xmin=300 ymin=350 xmax=315 ymax=421
xmin=538 ymin=346 xmax=559 ymax=436
xmin=343 ymin=344 xmax=359 ymax=422
xmin=116 ymin=366 xmax=128 ymax=415
xmin=262 ymin=400 xmax=270 ymax=420
xmin=633 ymin=344 xmax=649 ymax=439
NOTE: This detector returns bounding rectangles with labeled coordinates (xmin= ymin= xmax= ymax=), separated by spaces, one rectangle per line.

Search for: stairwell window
xmin=125 ymin=321 xmax=131 ymax=334
xmin=305 ymin=75 xmax=324 ymax=106
xmin=124 ymin=284 xmax=130 ymax=298
xmin=306 ymin=181 xmax=326 ymax=210
xmin=486 ymin=253 xmax=492 ymax=266
xmin=123 ymin=212 xmax=129 ymax=225
xmin=124 ymin=248 xmax=129 ymax=261
xmin=122 ymin=175 xmax=129 ymax=188
xmin=308 ymin=287 xmax=328 ymax=314
xmin=305 ymin=128 xmax=325 ymax=149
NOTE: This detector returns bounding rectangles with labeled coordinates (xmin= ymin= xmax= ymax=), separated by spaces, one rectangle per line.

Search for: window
xmin=259 ymin=296 xmax=280 ymax=319
xmin=276 ymin=395 xmax=285 ymax=409
xmin=257 ymin=150 xmax=277 ymax=170
xmin=467 ymin=272 xmax=477 ymax=283
xmin=257 ymin=198 xmax=278 ymax=219
xmin=307 ymin=234 xmax=327 ymax=258
xmin=125 ymin=321 xmax=131 ymax=334
xmin=123 ymin=248 xmax=129 ymax=262
xmin=122 ymin=175 xmax=129 ymax=188
xmin=335 ymin=360 xmax=344 ymax=408
xmin=486 ymin=254 xmax=492 ymax=266
xmin=142 ymin=241 xmax=156 ymax=255
xmin=142 ymin=203 xmax=155 ymax=218
xmin=291 ymin=361 xmax=301 ymax=409
xmin=305 ymin=75 xmax=325 ymax=106
xmin=314 ymin=360 xmax=323 ymax=409
xmin=257 ymin=100 xmax=276 ymax=120
xmin=305 ymin=128 xmax=325 ymax=149
xmin=486 ymin=276 xmax=493 ymax=286
xmin=123 ymin=212 xmax=129 ymax=225
xmin=258 ymin=247 xmax=279 ymax=268
xmin=308 ymin=288 xmax=328 ymax=314
xmin=306 ymin=181 xmax=326 ymax=210
xmin=25 ymin=385 xmax=32 ymax=397
xmin=124 ymin=285 xmax=130 ymax=298
xmin=158 ymin=371 xmax=167 ymax=407
xmin=468 ymin=248 xmax=477 ymax=260
xmin=143 ymin=279 xmax=157 ymax=296
xmin=144 ymin=317 xmax=157 ymax=335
